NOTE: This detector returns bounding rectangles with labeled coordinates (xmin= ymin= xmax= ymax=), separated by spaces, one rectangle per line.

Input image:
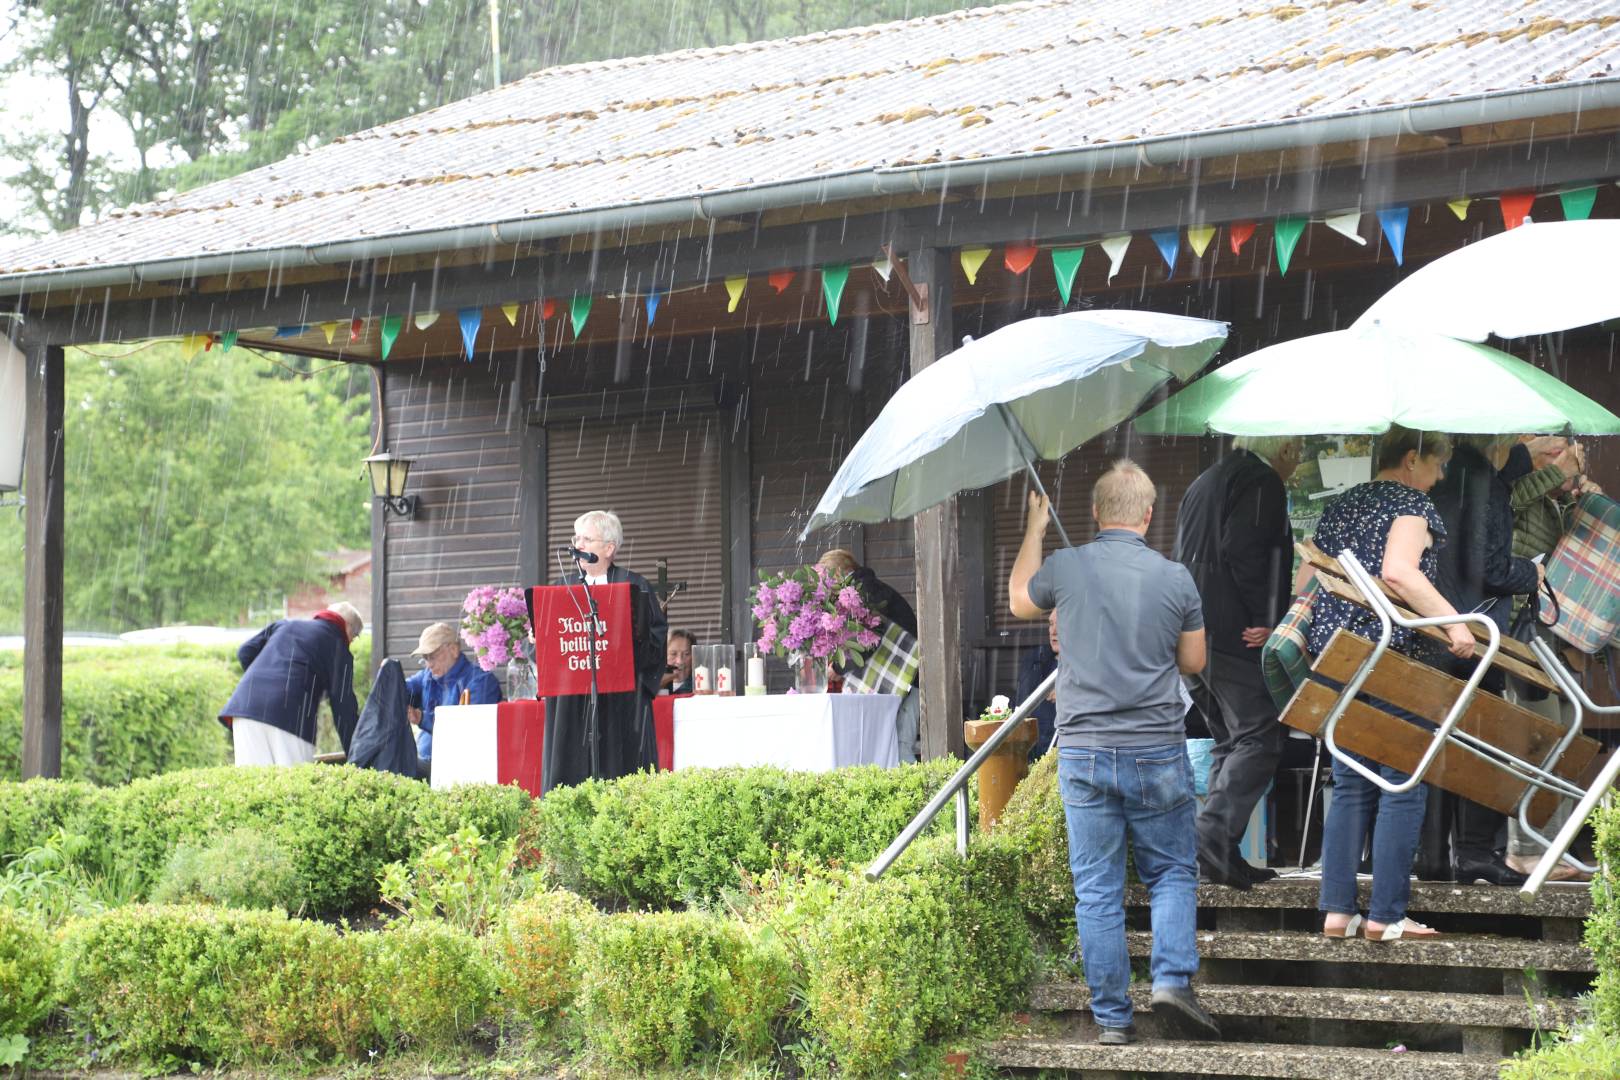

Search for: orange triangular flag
xmin=1228 ymin=221 xmax=1257 ymax=255
xmin=1003 ymin=244 xmax=1038 ymax=276
xmin=1499 ymin=191 xmax=1536 ymax=230
xmin=349 ymin=317 xmax=363 ymax=342
xmin=541 ymin=299 xmax=556 ymax=320
xmin=768 ymin=269 xmax=796 ymax=294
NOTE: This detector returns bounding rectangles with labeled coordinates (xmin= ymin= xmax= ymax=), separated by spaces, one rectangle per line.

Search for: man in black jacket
xmin=1173 ymin=437 xmax=1300 ymax=888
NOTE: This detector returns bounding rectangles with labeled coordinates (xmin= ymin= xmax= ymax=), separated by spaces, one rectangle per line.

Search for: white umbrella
xmin=1356 ymin=219 xmax=1620 ymax=341
xmin=802 ymin=309 xmax=1228 ymax=541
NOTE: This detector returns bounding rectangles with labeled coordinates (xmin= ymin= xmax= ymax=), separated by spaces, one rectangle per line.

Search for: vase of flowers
xmin=752 ymin=564 xmax=883 ymax=693
xmin=461 ymin=586 xmax=534 ymax=694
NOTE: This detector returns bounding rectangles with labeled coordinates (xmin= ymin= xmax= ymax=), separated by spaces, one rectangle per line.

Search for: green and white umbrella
xmin=803 ymin=309 xmax=1229 ymax=542
xmin=1133 ymin=321 xmax=1620 ymax=437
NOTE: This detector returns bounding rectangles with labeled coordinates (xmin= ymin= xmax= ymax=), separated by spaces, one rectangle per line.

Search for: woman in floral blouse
xmin=1305 ymin=425 xmax=1474 ymax=942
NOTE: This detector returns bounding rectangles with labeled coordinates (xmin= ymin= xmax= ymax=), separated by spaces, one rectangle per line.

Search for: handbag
xmin=1545 ymin=492 xmax=1620 ymax=654
xmin=1261 ymin=579 xmax=1318 ymax=711
xmin=1506 ymin=578 xmax=1559 ymax=702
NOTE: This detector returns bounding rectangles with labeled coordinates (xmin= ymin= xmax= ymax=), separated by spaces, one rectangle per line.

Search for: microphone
xmin=562 ymin=544 xmax=599 ymax=564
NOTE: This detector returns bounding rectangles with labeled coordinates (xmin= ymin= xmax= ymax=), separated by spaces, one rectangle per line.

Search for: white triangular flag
xmin=871 ymin=257 xmax=892 ymax=283
xmin=1323 ymin=210 xmax=1367 ymax=245
xmin=1100 ymin=234 xmax=1132 ymax=282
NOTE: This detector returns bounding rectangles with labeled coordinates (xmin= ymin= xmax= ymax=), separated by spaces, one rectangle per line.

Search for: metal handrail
xmin=865 ymin=669 xmax=1057 ymax=880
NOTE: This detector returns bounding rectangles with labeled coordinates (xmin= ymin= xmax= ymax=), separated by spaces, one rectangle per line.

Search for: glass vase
xmin=506 ymin=655 xmax=538 ymax=700
xmin=791 ymin=652 xmax=828 ymax=694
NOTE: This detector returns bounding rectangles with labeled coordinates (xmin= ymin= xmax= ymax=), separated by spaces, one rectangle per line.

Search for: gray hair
xmin=574 ymin=509 xmax=624 ymax=548
xmin=327 ymin=601 xmax=364 ymax=641
xmin=1092 ymin=459 xmax=1156 ymax=526
xmin=1231 ymin=436 xmax=1301 ymax=462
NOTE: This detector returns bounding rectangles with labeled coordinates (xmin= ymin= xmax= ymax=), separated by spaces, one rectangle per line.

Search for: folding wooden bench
xmin=1282 ymin=545 xmax=1616 ymax=895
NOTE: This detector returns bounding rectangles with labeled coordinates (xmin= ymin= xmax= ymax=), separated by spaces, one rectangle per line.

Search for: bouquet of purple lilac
xmin=752 ymin=564 xmax=883 ymax=669
xmin=460 ymin=586 xmax=533 ymax=672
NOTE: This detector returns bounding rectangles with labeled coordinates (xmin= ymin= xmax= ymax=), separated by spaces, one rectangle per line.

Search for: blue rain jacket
xmin=406 ymin=653 xmax=501 ymax=760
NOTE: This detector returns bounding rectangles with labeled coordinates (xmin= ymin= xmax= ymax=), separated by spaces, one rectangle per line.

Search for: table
xmin=673 ymin=693 xmax=901 ymax=771
xmin=430 ymin=699 xmax=680 ymax=795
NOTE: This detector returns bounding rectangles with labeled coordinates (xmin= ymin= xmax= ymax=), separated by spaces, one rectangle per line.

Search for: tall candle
xmin=694 ymin=665 xmax=712 ymax=694
xmin=746 ymin=656 xmax=766 ymax=687
xmin=717 ymin=666 xmax=734 ymax=696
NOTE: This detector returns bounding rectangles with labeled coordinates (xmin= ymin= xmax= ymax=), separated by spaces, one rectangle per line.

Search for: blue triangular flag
xmin=645 ymin=288 xmax=663 ymax=327
xmin=273 ymin=325 xmax=306 ymax=339
xmin=1376 ymin=207 xmax=1410 ymax=267
xmin=1150 ymin=229 xmax=1179 ymax=275
xmin=458 ymin=306 xmax=481 ymax=361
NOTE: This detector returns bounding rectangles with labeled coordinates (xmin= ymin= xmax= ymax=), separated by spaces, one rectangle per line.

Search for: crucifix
xmin=652 ymin=558 xmax=686 ymax=613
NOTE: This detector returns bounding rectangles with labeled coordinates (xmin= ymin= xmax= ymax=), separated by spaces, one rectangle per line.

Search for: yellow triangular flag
xmin=1187 ymin=225 xmax=1216 ymax=258
xmin=1323 ymin=210 xmax=1367 ymax=245
xmin=725 ymin=275 xmax=746 ymax=313
xmin=320 ymin=321 xmax=338 ymax=344
xmin=1100 ymin=234 xmax=1132 ymax=282
xmin=1447 ymin=198 xmax=1472 ymax=221
xmin=414 ymin=311 xmax=440 ymax=330
xmin=501 ymin=303 xmax=519 ymax=326
xmin=959 ymin=246 xmax=991 ymax=285
xmin=181 ymin=333 xmax=209 ymax=359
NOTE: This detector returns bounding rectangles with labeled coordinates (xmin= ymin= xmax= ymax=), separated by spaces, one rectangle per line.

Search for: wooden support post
xmin=368 ymin=366 xmax=388 ymax=673
xmin=22 ymin=341 xmax=64 ymax=779
xmin=907 ymin=249 xmax=965 ymax=759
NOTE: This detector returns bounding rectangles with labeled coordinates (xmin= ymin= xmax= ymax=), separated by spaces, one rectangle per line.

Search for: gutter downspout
xmin=4 ymin=80 xmax=1617 ymax=300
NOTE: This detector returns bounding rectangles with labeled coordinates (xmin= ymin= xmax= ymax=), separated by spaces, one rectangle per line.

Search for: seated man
xmin=1016 ymin=610 xmax=1060 ymax=760
xmin=660 ymin=629 xmax=697 ymax=695
xmin=406 ymin=622 xmax=501 ymax=762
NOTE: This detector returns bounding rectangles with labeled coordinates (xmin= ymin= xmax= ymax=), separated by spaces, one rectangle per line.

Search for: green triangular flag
xmin=1273 ymin=217 xmax=1307 ymax=276
xmin=821 ymin=264 xmax=850 ymax=326
xmin=1560 ymin=187 xmax=1597 ymax=221
xmin=1051 ymin=247 xmax=1084 ymax=305
xmin=379 ymin=315 xmax=403 ymax=360
xmin=219 ymin=330 xmax=238 ymax=353
xmin=570 ymin=294 xmax=592 ymax=339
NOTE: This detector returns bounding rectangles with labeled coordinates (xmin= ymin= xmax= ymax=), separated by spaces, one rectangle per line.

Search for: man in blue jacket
xmin=220 ymin=602 xmax=363 ymax=766
xmin=406 ymin=622 xmax=502 ymax=763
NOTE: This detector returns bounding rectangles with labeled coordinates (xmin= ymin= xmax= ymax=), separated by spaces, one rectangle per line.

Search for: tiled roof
xmin=6 ymin=0 xmax=1619 ymax=281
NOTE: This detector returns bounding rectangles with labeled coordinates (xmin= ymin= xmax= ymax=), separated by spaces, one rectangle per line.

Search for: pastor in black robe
xmin=539 ymin=562 xmax=667 ymax=792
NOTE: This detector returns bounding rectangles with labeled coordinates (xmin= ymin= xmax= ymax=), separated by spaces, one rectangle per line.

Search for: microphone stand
xmin=580 ymin=563 xmax=603 ymax=781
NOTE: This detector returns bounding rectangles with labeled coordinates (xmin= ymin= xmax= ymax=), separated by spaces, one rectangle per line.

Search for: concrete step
xmin=1126 ymin=929 xmax=1594 ymax=972
xmin=1125 ymin=875 xmax=1592 ymax=919
xmin=1030 ymin=979 xmax=1583 ymax=1029
xmin=983 ymin=1036 xmax=1504 ymax=1079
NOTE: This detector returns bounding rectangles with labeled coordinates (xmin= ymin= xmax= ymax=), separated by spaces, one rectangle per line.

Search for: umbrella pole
xmin=994 ymin=403 xmax=1074 ymax=548
xmin=1023 ymin=462 xmax=1073 ymax=548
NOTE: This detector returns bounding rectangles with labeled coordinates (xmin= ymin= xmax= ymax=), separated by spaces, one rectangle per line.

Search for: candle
xmin=717 ymin=666 xmax=734 ymax=695
xmin=694 ymin=665 xmax=712 ymax=694
xmin=747 ymin=656 xmax=766 ymax=688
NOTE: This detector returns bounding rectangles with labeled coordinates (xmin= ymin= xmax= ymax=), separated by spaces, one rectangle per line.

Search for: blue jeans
xmin=1058 ymin=744 xmax=1200 ymax=1030
xmin=1319 ymin=749 xmax=1426 ymax=925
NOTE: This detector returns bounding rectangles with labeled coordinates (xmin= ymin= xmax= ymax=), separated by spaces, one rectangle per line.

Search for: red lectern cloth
xmin=530 ymin=583 xmax=635 ymax=695
xmin=651 ymin=694 xmax=689 ymax=772
xmin=496 ymin=700 xmax=546 ymax=796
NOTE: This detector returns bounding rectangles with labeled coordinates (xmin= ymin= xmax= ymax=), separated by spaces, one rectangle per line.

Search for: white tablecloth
xmin=428 ymin=704 xmax=502 ymax=790
xmin=673 ymin=693 xmax=901 ymax=771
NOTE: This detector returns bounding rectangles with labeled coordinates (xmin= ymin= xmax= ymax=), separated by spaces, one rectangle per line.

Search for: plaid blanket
xmin=1261 ymin=580 xmax=1317 ymax=711
xmin=842 ymin=619 xmax=920 ymax=697
xmin=1547 ymin=493 xmax=1620 ymax=655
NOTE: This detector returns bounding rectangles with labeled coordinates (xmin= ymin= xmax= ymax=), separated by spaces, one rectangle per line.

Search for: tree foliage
xmin=0 ymin=345 xmax=370 ymax=631
xmin=3 ymin=0 xmax=985 ymax=233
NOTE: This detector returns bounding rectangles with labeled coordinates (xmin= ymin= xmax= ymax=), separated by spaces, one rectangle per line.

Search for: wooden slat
xmin=1300 ymin=541 xmax=1557 ymax=691
xmin=1312 ymin=630 xmax=1601 ymax=824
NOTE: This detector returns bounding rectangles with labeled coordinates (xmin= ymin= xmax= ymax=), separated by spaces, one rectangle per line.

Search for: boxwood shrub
xmin=0 ymin=907 xmax=56 ymax=1037
xmin=0 ymin=778 xmax=106 ymax=864
xmin=360 ymin=920 xmax=498 ymax=1050
xmin=493 ymin=889 xmax=598 ymax=1025
xmin=531 ymin=759 xmax=976 ymax=908
xmin=1586 ymin=803 xmax=1620 ymax=1034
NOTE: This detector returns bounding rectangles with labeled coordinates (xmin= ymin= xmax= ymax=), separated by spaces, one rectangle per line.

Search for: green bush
xmin=151 ymin=828 xmax=304 ymax=912
xmin=58 ymin=904 xmax=374 ymax=1066
xmin=380 ymin=825 xmax=528 ymax=935
xmin=991 ymin=750 xmax=1078 ymax=938
xmin=531 ymin=759 xmax=975 ymax=908
xmin=0 ymin=780 xmax=105 ymax=866
xmin=1586 ymin=803 xmax=1620 ymax=1034
xmin=1502 ymin=1026 xmax=1620 ymax=1079
xmin=0 ymin=907 xmax=55 ymax=1036
xmin=787 ymin=836 xmax=1034 ymax=1077
xmin=361 ymin=920 xmax=498 ymax=1051
xmin=493 ymin=890 xmax=598 ymax=1024
xmin=0 ymin=657 xmax=234 ymax=784
xmin=574 ymin=910 xmax=791 ymax=1069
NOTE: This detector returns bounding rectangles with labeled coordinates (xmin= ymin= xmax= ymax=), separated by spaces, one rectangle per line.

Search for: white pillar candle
xmin=746 ymin=656 xmax=766 ymax=687
xmin=694 ymin=665 xmax=712 ymax=693
xmin=717 ymin=666 xmax=734 ymax=695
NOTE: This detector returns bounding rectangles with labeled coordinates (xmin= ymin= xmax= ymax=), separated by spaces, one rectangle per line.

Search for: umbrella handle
xmin=995 ymin=402 xmax=1074 ymax=549
xmin=1024 ymin=461 xmax=1073 ymax=548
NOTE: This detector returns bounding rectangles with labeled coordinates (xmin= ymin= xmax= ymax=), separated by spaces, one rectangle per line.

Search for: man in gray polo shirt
xmin=1010 ymin=459 xmax=1220 ymax=1046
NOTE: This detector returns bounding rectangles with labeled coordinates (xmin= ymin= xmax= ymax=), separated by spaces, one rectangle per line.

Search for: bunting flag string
xmin=1561 ymin=187 xmax=1597 ymax=221
xmin=768 ymin=268 xmax=796 ymax=293
xmin=1050 ymin=246 xmax=1084 ymax=305
xmin=1228 ymin=221 xmax=1257 ymax=255
xmin=725 ymin=275 xmax=747 ymax=313
xmin=1376 ymin=207 xmax=1409 ymax=266
xmin=1149 ymin=229 xmax=1179 ymax=274
xmin=869 ymin=258 xmax=892 ymax=284
xmin=350 ymin=317 xmax=364 ymax=342
xmin=570 ymin=294 xmax=592 ymax=339
xmin=959 ymin=246 xmax=991 ymax=284
xmin=274 ymin=325 xmax=307 ymax=338
xmin=821 ymin=264 xmax=850 ymax=326
xmin=1100 ymin=234 xmax=1131 ymax=282
xmin=1500 ymin=191 xmax=1536 ymax=230
xmin=501 ymin=303 xmax=519 ymax=326
xmin=413 ymin=312 xmax=440 ymax=331
xmin=219 ymin=330 xmax=238 ymax=353
xmin=1186 ymin=225 xmax=1215 ymax=259
xmin=541 ymin=299 xmax=556 ymax=321
xmin=1447 ymin=198 xmax=1472 ymax=221
xmin=1273 ymin=217 xmax=1307 ymax=275
xmin=182 ymin=333 xmax=209 ymax=360
xmin=458 ymin=307 xmax=481 ymax=361
xmin=320 ymin=322 xmax=339 ymax=345
xmin=1003 ymin=243 xmax=1038 ymax=276
xmin=645 ymin=288 xmax=663 ymax=327
xmin=1323 ymin=210 xmax=1366 ymax=245
xmin=379 ymin=316 xmax=402 ymax=360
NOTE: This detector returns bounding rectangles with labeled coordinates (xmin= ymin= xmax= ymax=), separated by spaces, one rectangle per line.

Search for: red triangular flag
xmin=1499 ymin=191 xmax=1536 ymax=231
xmin=1228 ymin=221 xmax=1257 ymax=255
xmin=349 ymin=317 xmax=363 ymax=342
xmin=1003 ymin=243 xmax=1038 ymax=276
xmin=541 ymin=298 xmax=556 ymax=320
xmin=768 ymin=269 xmax=796 ymax=294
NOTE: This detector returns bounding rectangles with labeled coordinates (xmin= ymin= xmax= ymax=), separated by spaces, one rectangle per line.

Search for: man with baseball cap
xmin=406 ymin=621 xmax=502 ymax=763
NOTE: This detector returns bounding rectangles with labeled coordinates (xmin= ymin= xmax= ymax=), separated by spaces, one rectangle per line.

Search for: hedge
xmin=530 ymin=759 xmax=977 ymax=908
xmin=0 ymin=907 xmax=55 ymax=1037
xmin=1586 ymin=803 xmax=1620 ymax=1034
xmin=0 ymin=636 xmax=373 ymax=784
xmin=1 ymin=765 xmax=530 ymax=916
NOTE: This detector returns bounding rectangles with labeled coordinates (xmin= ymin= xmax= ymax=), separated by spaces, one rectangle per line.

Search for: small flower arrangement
xmin=460 ymin=586 xmax=533 ymax=672
xmin=752 ymin=564 xmax=883 ymax=668
xmin=979 ymin=694 xmax=1013 ymax=723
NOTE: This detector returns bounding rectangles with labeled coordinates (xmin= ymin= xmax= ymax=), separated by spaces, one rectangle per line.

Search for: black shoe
xmin=1197 ymin=856 xmax=1253 ymax=891
xmin=1244 ymin=864 xmax=1280 ymax=884
xmin=1150 ymin=986 xmax=1223 ymax=1041
xmin=1097 ymin=1024 xmax=1136 ymax=1046
xmin=1454 ymin=858 xmax=1529 ymax=887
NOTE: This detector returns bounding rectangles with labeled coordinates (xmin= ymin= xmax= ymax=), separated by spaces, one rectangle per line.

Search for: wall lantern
xmin=364 ymin=451 xmax=418 ymax=520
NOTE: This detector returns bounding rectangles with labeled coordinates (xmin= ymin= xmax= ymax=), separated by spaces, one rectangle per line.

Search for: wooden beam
xmin=21 ymin=340 xmax=64 ymax=779
xmin=908 ymin=248 xmax=964 ymax=760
